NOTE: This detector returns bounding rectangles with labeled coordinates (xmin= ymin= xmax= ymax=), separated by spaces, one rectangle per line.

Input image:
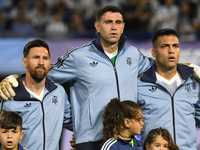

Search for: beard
xmin=29 ymin=65 xmax=48 ymax=83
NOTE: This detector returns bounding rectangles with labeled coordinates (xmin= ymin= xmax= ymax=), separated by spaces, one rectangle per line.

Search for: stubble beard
xmin=30 ymin=67 xmax=47 ymax=83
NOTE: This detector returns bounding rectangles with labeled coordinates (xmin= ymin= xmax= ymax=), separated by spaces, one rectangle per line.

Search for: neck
xmin=118 ymin=134 xmax=131 ymax=140
xmin=22 ymin=75 xmax=45 ymax=96
xmin=156 ymin=66 xmax=177 ymax=80
xmin=100 ymin=39 xmax=118 ymax=54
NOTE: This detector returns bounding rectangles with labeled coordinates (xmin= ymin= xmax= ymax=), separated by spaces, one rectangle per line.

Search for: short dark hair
xmin=152 ymin=28 xmax=178 ymax=44
xmin=23 ymin=39 xmax=50 ymax=58
xmin=96 ymin=5 xmax=124 ymax=22
xmin=0 ymin=110 xmax=23 ymax=131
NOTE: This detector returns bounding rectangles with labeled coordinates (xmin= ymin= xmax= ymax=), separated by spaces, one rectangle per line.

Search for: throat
xmin=118 ymin=134 xmax=131 ymax=140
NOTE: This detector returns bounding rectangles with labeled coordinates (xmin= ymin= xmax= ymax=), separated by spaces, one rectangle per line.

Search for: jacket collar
xmin=118 ymin=136 xmax=141 ymax=148
xmin=141 ymin=64 xmax=194 ymax=83
xmin=93 ymin=32 xmax=127 ymax=53
xmin=14 ymin=73 xmax=57 ymax=100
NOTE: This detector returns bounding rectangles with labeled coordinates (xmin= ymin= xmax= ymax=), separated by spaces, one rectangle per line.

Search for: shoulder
xmin=124 ymin=45 xmax=139 ymax=51
xmin=51 ymin=82 xmax=66 ymax=93
xmin=18 ymin=143 xmax=28 ymax=150
xmin=121 ymin=45 xmax=143 ymax=58
xmin=66 ymin=41 xmax=94 ymax=55
xmin=101 ymin=138 xmax=117 ymax=150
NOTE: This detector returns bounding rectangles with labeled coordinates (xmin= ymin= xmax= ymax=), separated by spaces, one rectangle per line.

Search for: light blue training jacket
xmin=48 ymin=33 xmax=153 ymax=144
xmin=0 ymin=74 xmax=73 ymax=150
xmin=137 ymin=64 xmax=200 ymax=150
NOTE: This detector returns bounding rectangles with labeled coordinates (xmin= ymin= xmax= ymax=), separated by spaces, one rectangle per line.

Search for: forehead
xmin=157 ymin=35 xmax=179 ymax=44
xmin=100 ymin=11 xmax=123 ymax=21
xmin=29 ymin=47 xmax=49 ymax=55
xmin=0 ymin=126 xmax=21 ymax=131
xmin=153 ymin=135 xmax=168 ymax=144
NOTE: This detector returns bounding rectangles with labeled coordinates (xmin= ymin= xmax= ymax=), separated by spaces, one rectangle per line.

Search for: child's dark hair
xmin=96 ymin=5 xmax=124 ymax=22
xmin=144 ymin=127 xmax=179 ymax=150
xmin=102 ymin=98 xmax=141 ymax=143
xmin=0 ymin=110 xmax=23 ymax=131
xmin=152 ymin=28 xmax=178 ymax=45
xmin=23 ymin=39 xmax=50 ymax=58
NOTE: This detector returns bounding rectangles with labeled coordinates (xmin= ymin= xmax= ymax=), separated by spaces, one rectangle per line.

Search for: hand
xmin=70 ymin=134 xmax=76 ymax=150
xmin=0 ymin=75 xmax=19 ymax=100
xmin=188 ymin=63 xmax=200 ymax=81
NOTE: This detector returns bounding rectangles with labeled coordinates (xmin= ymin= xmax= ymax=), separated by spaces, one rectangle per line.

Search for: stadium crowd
xmin=0 ymin=0 xmax=200 ymax=41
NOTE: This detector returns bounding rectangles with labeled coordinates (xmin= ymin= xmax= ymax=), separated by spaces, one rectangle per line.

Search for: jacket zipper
xmin=41 ymin=92 xmax=49 ymax=150
xmin=105 ymin=53 xmax=120 ymax=99
xmin=113 ymin=65 xmax=120 ymax=99
xmin=154 ymin=81 xmax=186 ymax=144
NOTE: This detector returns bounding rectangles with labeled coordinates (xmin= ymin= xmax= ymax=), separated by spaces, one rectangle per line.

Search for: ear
xmin=124 ymin=119 xmax=130 ymax=128
xmin=121 ymin=23 xmax=125 ymax=34
xmin=22 ymin=57 xmax=27 ymax=68
xmin=151 ymin=48 xmax=156 ymax=58
xmin=145 ymin=143 xmax=150 ymax=150
xmin=94 ymin=21 xmax=100 ymax=33
xmin=20 ymin=131 xmax=24 ymax=140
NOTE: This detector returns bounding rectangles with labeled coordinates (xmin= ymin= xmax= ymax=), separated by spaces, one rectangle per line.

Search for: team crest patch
xmin=185 ymin=84 xmax=191 ymax=93
xmin=52 ymin=96 xmax=58 ymax=105
xmin=126 ymin=57 xmax=132 ymax=66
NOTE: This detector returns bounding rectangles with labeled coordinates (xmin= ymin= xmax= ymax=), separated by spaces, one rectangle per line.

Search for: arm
xmin=48 ymin=49 xmax=78 ymax=84
xmin=137 ymin=49 xmax=155 ymax=76
xmin=195 ymin=99 xmax=200 ymax=128
xmin=63 ymin=92 xmax=73 ymax=131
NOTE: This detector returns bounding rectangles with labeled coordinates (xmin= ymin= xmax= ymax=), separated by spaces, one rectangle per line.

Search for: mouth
xmin=168 ymin=56 xmax=175 ymax=61
xmin=36 ymin=66 xmax=45 ymax=71
xmin=110 ymin=33 xmax=117 ymax=37
xmin=7 ymin=141 xmax=13 ymax=146
xmin=37 ymin=68 xmax=45 ymax=71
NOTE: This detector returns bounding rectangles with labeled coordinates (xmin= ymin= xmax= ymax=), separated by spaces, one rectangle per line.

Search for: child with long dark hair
xmin=101 ymin=98 xmax=144 ymax=150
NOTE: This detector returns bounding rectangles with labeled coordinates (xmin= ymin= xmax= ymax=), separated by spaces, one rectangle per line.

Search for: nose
xmin=141 ymin=120 xmax=144 ymax=126
xmin=39 ymin=58 xmax=44 ymax=65
xmin=140 ymin=119 xmax=145 ymax=126
xmin=161 ymin=146 xmax=166 ymax=150
xmin=168 ymin=46 xmax=174 ymax=54
xmin=111 ymin=23 xmax=117 ymax=29
xmin=8 ymin=132 xmax=12 ymax=138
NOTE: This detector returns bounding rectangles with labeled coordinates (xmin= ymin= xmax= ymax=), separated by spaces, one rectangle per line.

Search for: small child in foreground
xmin=0 ymin=110 xmax=25 ymax=150
xmin=144 ymin=127 xmax=179 ymax=150
xmin=101 ymin=98 xmax=144 ymax=150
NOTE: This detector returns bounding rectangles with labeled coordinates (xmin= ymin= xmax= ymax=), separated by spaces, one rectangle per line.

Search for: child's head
xmin=144 ymin=127 xmax=179 ymax=150
xmin=0 ymin=110 xmax=24 ymax=150
xmin=102 ymin=98 xmax=144 ymax=142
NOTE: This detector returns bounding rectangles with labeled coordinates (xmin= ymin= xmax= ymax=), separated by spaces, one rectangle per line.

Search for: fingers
xmin=5 ymin=83 xmax=16 ymax=99
xmin=0 ymin=77 xmax=16 ymax=100
xmin=0 ymin=89 xmax=8 ymax=100
xmin=70 ymin=138 xmax=76 ymax=147
xmin=7 ymin=75 xmax=19 ymax=87
xmin=70 ymin=134 xmax=76 ymax=149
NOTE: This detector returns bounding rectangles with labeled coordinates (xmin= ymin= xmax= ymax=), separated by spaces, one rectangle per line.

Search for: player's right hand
xmin=0 ymin=75 xmax=19 ymax=100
